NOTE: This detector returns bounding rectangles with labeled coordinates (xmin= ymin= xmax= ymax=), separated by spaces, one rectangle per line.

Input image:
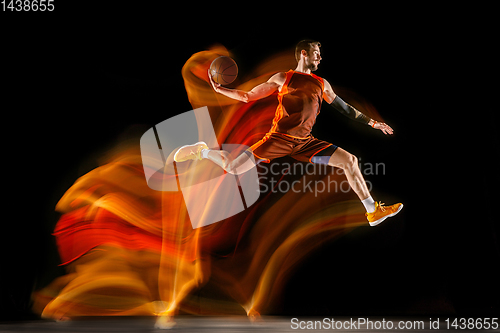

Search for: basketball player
xmin=174 ymin=40 xmax=403 ymax=226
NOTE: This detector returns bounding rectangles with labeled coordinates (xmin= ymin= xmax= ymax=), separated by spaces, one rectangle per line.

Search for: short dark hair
xmin=295 ymin=40 xmax=321 ymax=62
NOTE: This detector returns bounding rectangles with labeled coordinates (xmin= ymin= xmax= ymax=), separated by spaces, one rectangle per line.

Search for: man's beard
xmin=305 ymin=59 xmax=318 ymax=71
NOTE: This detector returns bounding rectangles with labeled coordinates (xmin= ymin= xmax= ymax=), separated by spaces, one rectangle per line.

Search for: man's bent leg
xmin=327 ymin=147 xmax=371 ymax=201
xmin=327 ymin=147 xmax=403 ymax=226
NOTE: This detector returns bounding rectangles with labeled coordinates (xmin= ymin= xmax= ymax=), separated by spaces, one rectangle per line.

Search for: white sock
xmin=201 ymin=148 xmax=210 ymax=159
xmin=361 ymin=196 xmax=376 ymax=213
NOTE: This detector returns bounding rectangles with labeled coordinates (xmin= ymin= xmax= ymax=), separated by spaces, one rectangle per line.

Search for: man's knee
xmin=335 ymin=152 xmax=358 ymax=173
xmin=348 ymin=153 xmax=358 ymax=167
xmin=225 ymin=151 xmax=255 ymax=175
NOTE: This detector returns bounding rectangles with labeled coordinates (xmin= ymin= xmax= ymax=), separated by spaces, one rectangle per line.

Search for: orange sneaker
xmin=173 ymin=141 xmax=208 ymax=162
xmin=366 ymin=201 xmax=403 ymax=226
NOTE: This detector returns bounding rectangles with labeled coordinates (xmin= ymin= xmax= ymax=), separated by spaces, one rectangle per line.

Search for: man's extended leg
xmin=205 ymin=149 xmax=257 ymax=175
xmin=173 ymin=141 xmax=257 ymax=175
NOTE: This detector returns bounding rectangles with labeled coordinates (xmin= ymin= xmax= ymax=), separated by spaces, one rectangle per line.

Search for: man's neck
xmin=294 ymin=62 xmax=311 ymax=74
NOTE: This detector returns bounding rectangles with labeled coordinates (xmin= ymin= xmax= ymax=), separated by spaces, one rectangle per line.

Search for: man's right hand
xmin=208 ymin=69 xmax=220 ymax=92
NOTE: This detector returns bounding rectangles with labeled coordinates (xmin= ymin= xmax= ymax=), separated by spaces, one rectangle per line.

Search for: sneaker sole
xmin=173 ymin=141 xmax=207 ymax=162
xmin=369 ymin=204 xmax=404 ymax=227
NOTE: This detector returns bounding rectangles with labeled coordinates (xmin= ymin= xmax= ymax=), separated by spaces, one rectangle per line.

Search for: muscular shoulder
xmin=263 ymin=72 xmax=286 ymax=92
xmin=268 ymin=72 xmax=287 ymax=86
xmin=322 ymin=77 xmax=332 ymax=91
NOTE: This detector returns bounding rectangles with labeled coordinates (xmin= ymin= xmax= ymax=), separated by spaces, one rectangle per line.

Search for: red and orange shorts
xmin=250 ymin=133 xmax=338 ymax=164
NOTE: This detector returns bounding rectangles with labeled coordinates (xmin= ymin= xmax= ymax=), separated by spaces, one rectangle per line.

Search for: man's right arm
xmin=208 ymin=70 xmax=284 ymax=103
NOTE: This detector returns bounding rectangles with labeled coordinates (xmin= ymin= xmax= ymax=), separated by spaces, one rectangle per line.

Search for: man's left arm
xmin=323 ymin=78 xmax=394 ymax=135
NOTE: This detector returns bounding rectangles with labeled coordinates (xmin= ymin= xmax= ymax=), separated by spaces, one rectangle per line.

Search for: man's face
xmin=304 ymin=45 xmax=321 ymax=71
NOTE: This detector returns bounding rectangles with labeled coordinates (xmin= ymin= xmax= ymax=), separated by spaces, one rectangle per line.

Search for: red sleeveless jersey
xmin=269 ymin=70 xmax=324 ymax=139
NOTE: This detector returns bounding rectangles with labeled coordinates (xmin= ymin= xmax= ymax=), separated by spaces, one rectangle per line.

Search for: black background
xmin=1 ymin=3 xmax=498 ymax=320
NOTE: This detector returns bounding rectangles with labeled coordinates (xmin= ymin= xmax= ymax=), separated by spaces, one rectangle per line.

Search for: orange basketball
xmin=210 ymin=56 xmax=238 ymax=85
